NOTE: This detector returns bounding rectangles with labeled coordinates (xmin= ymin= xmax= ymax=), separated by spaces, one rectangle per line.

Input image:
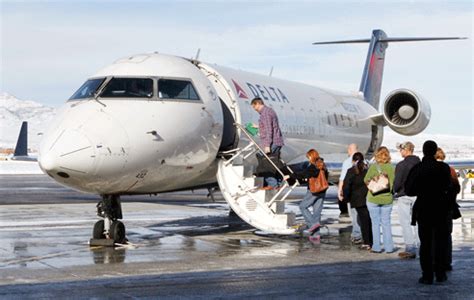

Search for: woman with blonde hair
xmin=364 ymin=146 xmax=395 ymax=253
xmin=291 ymin=149 xmax=329 ymax=243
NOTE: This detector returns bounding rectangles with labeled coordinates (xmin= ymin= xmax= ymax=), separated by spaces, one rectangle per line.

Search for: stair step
xmin=217 ymin=153 xmax=298 ymax=235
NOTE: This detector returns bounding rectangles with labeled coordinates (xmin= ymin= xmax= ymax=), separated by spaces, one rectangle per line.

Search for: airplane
xmin=10 ymin=121 xmax=38 ymax=162
xmin=37 ymin=29 xmax=467 ymax=243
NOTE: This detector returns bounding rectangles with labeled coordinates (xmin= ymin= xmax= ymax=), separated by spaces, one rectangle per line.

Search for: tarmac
xmin=1 ymin=174 xmax=474 ymax=299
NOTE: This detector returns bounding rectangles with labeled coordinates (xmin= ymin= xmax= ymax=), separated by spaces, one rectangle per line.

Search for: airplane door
xmin=197 ymin=65 xmax=240 ymax=151
xmin=219 ymin=98 xmax=237 ymax=151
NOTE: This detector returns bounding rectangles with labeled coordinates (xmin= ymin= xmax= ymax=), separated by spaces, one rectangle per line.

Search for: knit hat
xmin=422 ymin=140 xmax=438 ymax=156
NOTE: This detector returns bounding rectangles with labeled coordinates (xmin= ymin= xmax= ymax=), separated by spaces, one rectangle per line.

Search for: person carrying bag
xmin=291 ymin=149 xmax=329 ymax=243
xmin=364 ymin=146 xmax=395 ymax=253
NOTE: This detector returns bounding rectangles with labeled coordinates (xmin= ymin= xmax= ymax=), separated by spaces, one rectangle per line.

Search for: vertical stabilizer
xmin=358 ymin=29 xmax=388 ymax=109
xmin=312 ymin=30 xmax=465 ymax=109
xmin=14 ymin=121 xmax=28 ymax=156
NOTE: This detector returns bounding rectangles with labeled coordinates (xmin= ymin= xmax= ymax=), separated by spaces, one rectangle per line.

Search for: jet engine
xmin=383 ymin=89 xmax=431 ymax=136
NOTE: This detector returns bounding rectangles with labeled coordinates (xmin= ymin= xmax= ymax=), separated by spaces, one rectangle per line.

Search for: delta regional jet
xmin=38 ymin=29 xmax=466 ymax=242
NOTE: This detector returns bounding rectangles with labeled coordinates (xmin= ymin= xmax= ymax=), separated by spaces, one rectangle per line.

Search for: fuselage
xmin=38 ymin=53 xmax=381 ymax=195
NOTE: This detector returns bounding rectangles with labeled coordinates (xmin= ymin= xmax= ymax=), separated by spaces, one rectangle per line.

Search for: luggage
xmin=255 ymin=153 xmax=285 ymax=179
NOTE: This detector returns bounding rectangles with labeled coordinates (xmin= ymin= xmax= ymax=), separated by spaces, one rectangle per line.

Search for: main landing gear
xmin=90 ymin=195 xmax=127 ymax=247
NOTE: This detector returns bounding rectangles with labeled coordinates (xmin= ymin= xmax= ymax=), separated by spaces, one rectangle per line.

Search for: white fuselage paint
xmin=38 ymin=53 xmax=381 ymax=195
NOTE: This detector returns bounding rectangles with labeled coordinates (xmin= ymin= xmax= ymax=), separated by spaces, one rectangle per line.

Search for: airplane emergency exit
xmin=38 ymin=29 xmax=465 ymax=242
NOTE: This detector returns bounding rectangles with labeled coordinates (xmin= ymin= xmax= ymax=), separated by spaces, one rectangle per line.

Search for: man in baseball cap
xmin=396 ymin=141 xmax=415 ymax=152
xmin=394 ymin=141 xmax=420 ymax=259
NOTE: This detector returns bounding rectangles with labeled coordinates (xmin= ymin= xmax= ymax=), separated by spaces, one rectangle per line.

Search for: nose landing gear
xmin=90 ymin=195 xmax=127 ymax=247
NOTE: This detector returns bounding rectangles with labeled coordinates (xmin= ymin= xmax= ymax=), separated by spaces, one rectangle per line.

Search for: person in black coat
xmin=435 ymin=147 xmax=462 ymax=271
xmin=343 ymin=152 xmax=372 ymax=249
xmin=405 ymin=140 xmax=452 ymax=284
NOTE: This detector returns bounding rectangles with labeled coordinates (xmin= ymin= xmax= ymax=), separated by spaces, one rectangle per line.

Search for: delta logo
xmin=232 ymin=79 xmax=249 ymax=99
xmin=231 ymin=79 xmax=290 ymax=103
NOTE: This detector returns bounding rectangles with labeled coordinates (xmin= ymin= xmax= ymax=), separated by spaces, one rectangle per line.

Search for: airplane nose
xmin=39 ymin=129 xmax=96 ymax=178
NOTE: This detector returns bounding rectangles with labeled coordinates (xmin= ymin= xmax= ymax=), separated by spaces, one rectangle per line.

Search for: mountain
xmin=0 ymin=92 xmax=56 ymax=151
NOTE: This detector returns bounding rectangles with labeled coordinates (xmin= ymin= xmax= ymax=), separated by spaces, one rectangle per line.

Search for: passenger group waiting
xmin=249 ymin=99 xmax=460 ymax=284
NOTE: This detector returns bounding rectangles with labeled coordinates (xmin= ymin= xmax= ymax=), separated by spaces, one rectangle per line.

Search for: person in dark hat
xmin=394 ymin=141 xmax=420 ymax=259
xmin=405 ymin=140 xmax=452 ymax=284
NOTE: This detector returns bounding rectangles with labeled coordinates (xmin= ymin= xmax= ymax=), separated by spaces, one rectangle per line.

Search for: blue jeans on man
xmin=397 ymin=196 xmax=419 ymax=254
xmin=367 ymin=201 xmax=394 ymax=252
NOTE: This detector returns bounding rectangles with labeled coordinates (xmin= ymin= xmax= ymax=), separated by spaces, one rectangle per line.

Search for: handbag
xmin=367 ymin=165 xmax=390 ymax=196
xmin=309 ymin=160 xmax=329 ymax=194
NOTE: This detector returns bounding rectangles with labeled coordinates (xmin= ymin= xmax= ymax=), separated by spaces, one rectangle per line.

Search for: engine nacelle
xmin=383 ymin=89 xmax=431 ymax=136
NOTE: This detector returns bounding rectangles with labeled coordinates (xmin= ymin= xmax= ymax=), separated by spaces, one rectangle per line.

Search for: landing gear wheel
xmin=110 ymin=221 xmax=126 ymax=243
xmin=93 ymin=220 xmax=105 ymax=239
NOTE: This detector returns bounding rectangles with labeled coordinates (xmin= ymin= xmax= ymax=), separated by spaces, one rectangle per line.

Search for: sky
xmin=1 ymin=0 xmax=473 ymax=136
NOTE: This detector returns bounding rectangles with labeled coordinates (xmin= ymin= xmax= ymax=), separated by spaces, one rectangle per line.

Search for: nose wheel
xmin=90 ymin=195 xmax=127 ymax=246
xmin=92 ymin=220 xmax=126 ymax=243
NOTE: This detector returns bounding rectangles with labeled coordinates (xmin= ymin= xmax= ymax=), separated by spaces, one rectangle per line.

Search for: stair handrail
xmin=234 ymin=123 xmax=287 ymax=179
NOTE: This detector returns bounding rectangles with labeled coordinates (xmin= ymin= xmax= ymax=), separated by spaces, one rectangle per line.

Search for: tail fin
xmin=14 ymin=121 xmax=28 ymax=156
xmin=313 ymin=29 xmax=466 ymax=109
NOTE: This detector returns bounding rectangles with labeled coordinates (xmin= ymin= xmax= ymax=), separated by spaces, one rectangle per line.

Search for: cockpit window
xmin=69 ymin=78 xmax=105 ymax=100
xmin=158 ymin=79 xmax=200 ymax=101
xmin=100 ymin=78 xmax=153 ymax=98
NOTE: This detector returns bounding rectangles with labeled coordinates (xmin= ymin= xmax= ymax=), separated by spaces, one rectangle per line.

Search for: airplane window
xmin=69 ymin=78 xmax=106 ymax=100
xmin=100 ymin=78 xmax=153 ymax=98
xmin=158 ymin=79 xmax=200 ymax=101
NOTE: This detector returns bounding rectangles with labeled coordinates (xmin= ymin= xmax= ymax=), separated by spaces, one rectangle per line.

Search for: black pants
xmin=339 ymin=200 xmax=348 ymax=214
xmin=356 ymin=206 xmax=373 ymax=246
xmin=418 ymin=218 xmax=450 ymax=280
xmin=447 ymin=214 xmax=453 ymax=267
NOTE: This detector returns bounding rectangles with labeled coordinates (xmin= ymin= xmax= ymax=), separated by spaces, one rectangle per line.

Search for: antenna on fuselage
xmin=269 ymin=66 xmax=274 ymax=77
xmin=193 ymin=48 xmax=201 ymax=61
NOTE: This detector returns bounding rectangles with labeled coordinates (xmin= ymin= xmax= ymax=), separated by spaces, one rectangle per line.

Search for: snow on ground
xmin=0 ymin=161 xmax=44 ymax=175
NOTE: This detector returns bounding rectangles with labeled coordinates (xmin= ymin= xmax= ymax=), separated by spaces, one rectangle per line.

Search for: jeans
xmin=367 ymin=201 xmax=394 ymax=252
xmin=397 ymin=196 xmax=419 ymax=253
xmin=349 ymin=205 xmax=362 ymax=239
xmin=263 ymin=145 xmax=281 ymax=188
xmin=299 ymin=190 xmax=325 ymax=231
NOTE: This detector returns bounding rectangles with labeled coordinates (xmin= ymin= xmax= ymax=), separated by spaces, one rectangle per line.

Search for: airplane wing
xmin=446 ymin=160 xmax=474 ymax=171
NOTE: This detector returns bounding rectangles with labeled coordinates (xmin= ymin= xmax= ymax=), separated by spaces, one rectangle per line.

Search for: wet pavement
xmin=1 ymin=175 xmax=474 ymax=299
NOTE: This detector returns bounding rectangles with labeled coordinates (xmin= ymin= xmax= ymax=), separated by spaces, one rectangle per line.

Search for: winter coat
xmin=343 ymin=166 xmax=368 ymax=208
xmin=405 ymin=156 xmax=452 ymax=224
xmin=292 ymin=161 xmax=329 ymax=195
xmin=393 ymin=155 xmax=421 ymax=198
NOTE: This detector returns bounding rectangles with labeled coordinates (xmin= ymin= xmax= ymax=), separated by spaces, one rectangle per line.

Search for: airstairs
xmin=217 ymin=123 xmax=299 ymax=235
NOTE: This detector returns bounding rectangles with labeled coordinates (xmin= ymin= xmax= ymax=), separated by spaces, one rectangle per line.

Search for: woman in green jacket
xmin=364 ymin=146 xmax=395 ymax=253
